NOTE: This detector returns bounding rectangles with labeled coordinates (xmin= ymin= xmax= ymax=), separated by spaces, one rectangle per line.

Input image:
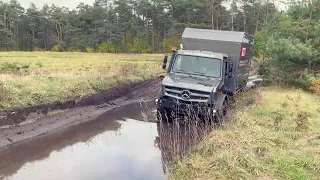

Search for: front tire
xmin=214 ymin=100 xmax=228 ymax=124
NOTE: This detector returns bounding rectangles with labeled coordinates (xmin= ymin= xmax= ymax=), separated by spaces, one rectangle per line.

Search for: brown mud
xmin=0 ymin=101 xmax=158 ymax=179
xmin=0 ymin=79 xmax=161 ymax=150
xmin=0 ymin=79 xmax=160 ymax=127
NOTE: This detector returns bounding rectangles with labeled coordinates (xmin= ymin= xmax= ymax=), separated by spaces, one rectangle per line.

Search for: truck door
xmin=224 ymin=59 xmax=236 ymax=93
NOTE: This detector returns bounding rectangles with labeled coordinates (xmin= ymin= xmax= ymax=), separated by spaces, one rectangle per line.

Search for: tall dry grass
xmin=172 ymin=87 xmax=319 ymax=179
xmin=141 ymin=87 xmax=320 ymax=180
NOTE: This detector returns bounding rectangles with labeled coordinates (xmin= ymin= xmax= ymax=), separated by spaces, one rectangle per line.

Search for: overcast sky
xmin=17 ymin=0 xmax=94 ymax=9
xmin=15 ymin=0 xmax=287 ymax=11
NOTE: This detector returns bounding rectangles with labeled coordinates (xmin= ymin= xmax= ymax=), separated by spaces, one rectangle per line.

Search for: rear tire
xmin=157 ymin=107 xmax=172 ymax=123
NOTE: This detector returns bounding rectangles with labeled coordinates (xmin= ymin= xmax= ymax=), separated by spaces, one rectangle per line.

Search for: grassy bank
xmin=0 ymin=52 xmax=163 ymax=111
xmin=171 ymin=87 xmax=320 ymax=180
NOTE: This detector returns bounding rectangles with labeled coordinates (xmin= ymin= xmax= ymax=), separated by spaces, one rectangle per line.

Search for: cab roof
xmin=177 ymin=50 xmax=227 ymax=60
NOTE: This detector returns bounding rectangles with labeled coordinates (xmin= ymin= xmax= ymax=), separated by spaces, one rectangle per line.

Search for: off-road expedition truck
xmin=156 ymin=28 xmax=254 ymax=121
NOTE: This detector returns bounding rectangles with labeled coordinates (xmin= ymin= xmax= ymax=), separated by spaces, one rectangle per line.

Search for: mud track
xmin=0 ymin=79 xmax=161 ymax=150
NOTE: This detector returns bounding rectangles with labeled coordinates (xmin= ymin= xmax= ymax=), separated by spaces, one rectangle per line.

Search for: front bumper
xmin=156 ymin=96 xmax=216 ymax=115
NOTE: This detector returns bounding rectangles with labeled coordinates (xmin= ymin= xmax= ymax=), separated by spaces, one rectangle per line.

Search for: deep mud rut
xmin=0 ymin=75 xmax=261 ymax=180
xmin=0 ymin=79 xmax=161 ymax=150
xmin=0 ymin=101 xmax=165 ymax=180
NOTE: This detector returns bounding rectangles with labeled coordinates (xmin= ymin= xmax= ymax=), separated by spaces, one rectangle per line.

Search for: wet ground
xmin=0 ymin=76 xmax=262 ymax=180
xmin=0 ymin=101 xmax=168 ymax=180
xmin=0 ymin=80 xmax=161 ymax=149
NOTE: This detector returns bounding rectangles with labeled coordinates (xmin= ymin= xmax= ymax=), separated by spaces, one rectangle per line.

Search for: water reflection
xmin=0 ymin=117 xmax=122 ymax=179
xmin=3 ymin=119 xmax=164 ymax=180
xmin=0 ymin=101 xmax=210 ymax=180
xmin=0 ymin=102 xmax=166 ymax=180
xmin=154 ymin=121 xmax=213 ymax=175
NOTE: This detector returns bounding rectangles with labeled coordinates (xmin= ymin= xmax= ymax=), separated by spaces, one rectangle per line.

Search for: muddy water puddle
xmin=0 ymin=102 xmax=168 ymax=180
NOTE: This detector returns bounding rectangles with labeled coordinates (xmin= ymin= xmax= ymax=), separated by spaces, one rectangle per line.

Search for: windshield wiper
xmin=173 ymin=70 xmax=193 ymax=78
xmin=191 ymin=72 xmax=211 ymax=80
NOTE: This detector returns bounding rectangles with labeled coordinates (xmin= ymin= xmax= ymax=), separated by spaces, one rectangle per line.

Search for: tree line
xmin=256 ymin=1 xmax=320 ymax=90
xmin=0 ymin=0 xmax=277 ymax=53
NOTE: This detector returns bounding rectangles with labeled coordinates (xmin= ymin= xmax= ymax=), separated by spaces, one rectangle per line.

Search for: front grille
xmin=164 ymin=86 xmax=210 ymax=101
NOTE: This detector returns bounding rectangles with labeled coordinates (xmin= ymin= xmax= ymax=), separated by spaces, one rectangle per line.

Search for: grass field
xmin=171 ymin=87 xmax=320 ymax=180
xmin=0 ymin=52 xmax=163 ymax=111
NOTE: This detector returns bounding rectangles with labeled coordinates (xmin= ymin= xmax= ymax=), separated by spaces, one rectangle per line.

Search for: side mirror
xmin=162 ymin=54 xmax=168 ymax=70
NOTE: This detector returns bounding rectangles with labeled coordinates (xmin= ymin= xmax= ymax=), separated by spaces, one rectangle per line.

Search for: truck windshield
xmin=171 ymin=55 xmax=221 ymax=78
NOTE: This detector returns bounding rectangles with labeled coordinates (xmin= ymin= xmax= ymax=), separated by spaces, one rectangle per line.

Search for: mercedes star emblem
xmin=181 ymin=90 xmax=191 ymax=100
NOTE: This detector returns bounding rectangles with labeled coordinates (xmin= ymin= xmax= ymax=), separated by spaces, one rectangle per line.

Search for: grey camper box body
xmin=155 ymin=28 xmax=254 ymax=120
xmin=181 ymin=28 xmax=254 ymax=92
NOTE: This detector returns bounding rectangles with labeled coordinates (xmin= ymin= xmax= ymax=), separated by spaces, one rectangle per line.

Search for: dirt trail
xmin=0 ymin=79 xmax=161 ymax=150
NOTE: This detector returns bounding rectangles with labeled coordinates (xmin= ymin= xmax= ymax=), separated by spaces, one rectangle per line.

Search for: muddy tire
xmin=157 ymin=108 xmax=172 ymax=123
xmin=226 ymin=96 xmax=236 ymax=110
xmin=214 ymin=110 xmax=223 ymax=124
xmin=214 ymin=100 xmax=227 ymax=124
xmin=222 ymin=100 xmax=228 ymax=116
